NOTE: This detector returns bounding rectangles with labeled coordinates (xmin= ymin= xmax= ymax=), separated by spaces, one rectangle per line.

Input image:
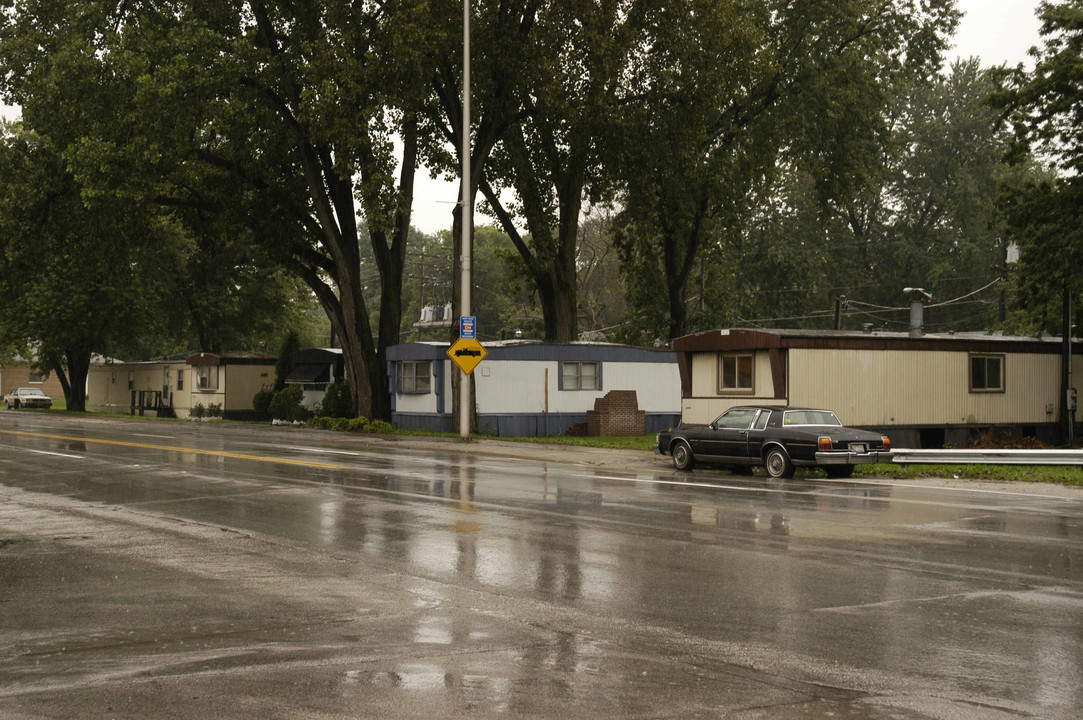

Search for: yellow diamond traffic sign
xmin=447 ymin=337 xmax=488 ymax=375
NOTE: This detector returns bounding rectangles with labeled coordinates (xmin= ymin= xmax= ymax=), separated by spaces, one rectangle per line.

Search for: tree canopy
xmin=993 ymin=0 xmax=1083 ymax=334
xmin=0 ymin=0 xmax=1059 ymax=422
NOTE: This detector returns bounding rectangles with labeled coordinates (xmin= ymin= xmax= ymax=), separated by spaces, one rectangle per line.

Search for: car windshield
xmin=783 ymin=410 xmax=841 ymax=426
xmin=20 ymin=389 xmax=46 ymax=396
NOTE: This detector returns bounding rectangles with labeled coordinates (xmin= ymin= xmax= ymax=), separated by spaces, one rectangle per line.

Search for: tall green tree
xmin=472 ymin=0 xmax=645 ymax=342
xmin=809 ymin=59 xmax=1029 ymax=332
xmin=993 ymin=0 xmax=1083 ymax=334
xmin=0 ymin=0 xmax=435 ymax=420
xmin=613 ymin=0 xmax=959 ymax=342
xmin=0 ymin=125 xmax=173 ymax=410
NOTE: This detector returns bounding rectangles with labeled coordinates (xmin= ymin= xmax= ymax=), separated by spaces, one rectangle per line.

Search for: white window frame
xmin=196 ymin=365 xmax=219 ymax=391
xmin=398 ymin=360 xmax=432 ymax=394
xmin=561 ymin=361 xmax=599 ymax=391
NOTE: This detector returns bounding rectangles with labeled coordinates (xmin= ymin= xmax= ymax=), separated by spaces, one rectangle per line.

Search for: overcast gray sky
xmin=950 ymin=0 xmax=1043 ymax=68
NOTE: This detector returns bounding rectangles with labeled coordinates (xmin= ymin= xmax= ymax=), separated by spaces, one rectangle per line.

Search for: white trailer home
xmin=386 ymin=341 xmax=681 ymax=437
xmin=673 ymin=328 xmax=1082 ymax=448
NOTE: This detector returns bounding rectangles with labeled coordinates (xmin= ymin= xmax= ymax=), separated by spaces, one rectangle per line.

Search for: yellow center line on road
xmin=0 ymin=429 xmax=348 ymax=470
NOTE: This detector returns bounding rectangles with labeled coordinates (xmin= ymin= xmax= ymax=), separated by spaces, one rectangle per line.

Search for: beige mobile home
xmin=88 ymin=353 xmax=276 ymax=420
xmin=674 ymin=328 xmax=1082 ymax=447
xmin=87 ymin=359 xmax=189 ymax=416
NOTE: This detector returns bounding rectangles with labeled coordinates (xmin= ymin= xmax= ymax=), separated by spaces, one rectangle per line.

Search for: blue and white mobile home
xmin=386 ymin=341 xmax=681 ymax=437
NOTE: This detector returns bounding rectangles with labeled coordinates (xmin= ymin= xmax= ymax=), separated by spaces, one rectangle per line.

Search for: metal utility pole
xmin=459 ymin=0 xmax=472 ymax=441
xmin=1062 ymin=285 xmax=1074 ymax=445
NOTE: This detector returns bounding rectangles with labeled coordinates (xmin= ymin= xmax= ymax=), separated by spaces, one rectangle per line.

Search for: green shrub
xmin=319 ymin=379 xmax=354 ymax=418
xmin=253 ymin=389 xmax=274 ymax=420
xmin=207 ymin=403 xmax=222 ymax=418
xmin=368 ymin=419 xmax=393 ymax=434
xmin=307 ymin=416 xmax=350 ymax=431
xmin=346 ymin=417 xmax=371 ymax=433
xmin=269 ymin=385 xmax=310 ymax=422
xmin=305 ymin=415 xmax=394 ymax=434
xmin=190 ymin=403 xmax=205 ymax=419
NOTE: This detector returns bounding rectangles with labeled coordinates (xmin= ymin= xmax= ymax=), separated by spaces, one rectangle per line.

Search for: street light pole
xmin=459 ymin=0 xmax=472 ymax=440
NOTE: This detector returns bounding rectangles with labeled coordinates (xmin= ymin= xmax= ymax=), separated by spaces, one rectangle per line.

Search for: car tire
xmin=825 ymin=466 xmax=855 ymax=479
xmin=672 ymin=441 xmax=696 ymax=471
xmin=13 ymin=400 xmax=20 ymax=410
xmin=764 ymin=447 xmax=794 ymax=479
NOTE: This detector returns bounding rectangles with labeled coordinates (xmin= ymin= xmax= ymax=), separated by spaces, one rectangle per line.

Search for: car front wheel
xmin=672 ymin=441 xmax=696 ymax=471
xmin=764 ymin=447 xmax=794 ymax=479
xmin=13 ymin=400 xmax=20 ymax=410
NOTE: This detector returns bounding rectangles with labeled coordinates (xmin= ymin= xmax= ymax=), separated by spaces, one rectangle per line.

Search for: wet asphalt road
xmin=1 ymin=413 xmax=1081 ymax=719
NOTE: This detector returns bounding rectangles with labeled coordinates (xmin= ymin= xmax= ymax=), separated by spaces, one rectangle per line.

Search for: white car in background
xmin=4 ymin=387 xmax=53 ymax=409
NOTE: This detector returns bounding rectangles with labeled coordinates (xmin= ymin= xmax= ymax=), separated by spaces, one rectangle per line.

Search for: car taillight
xmin=881 ymin=435 xmax=892 ymax=451
xmin=818 ymin=436 xmax=833 ymax=451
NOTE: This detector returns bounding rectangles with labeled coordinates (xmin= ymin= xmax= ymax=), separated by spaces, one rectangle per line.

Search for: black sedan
xmin=656 ymin=406 xmax=892 ymax=478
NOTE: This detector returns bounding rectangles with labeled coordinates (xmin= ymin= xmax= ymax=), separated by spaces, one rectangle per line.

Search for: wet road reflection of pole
xmin=451 ymin=461 xmax=478 ymax=580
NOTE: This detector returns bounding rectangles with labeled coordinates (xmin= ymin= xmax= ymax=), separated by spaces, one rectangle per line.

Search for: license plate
xmin=849 ymin=443 xmax=867 ymax=453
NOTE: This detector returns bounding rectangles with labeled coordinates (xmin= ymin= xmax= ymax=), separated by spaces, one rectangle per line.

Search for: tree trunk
xmin=58 ymin=347 xmax=91 ymax=412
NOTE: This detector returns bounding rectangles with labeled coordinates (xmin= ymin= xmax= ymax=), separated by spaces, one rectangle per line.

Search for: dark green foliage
xmin=252 ymin=389 xmax=275 ymax=421
xmin=307 ymin=415 xmax=393 ymax=433
xmin=273 ymin=332 xmax=301 ymax=392
xmin=613 ymin=0 xmax=961 ymax=342
xmin=992 ymin=0 xmax=1083 ymax=334
xmin=268 ymin=385 xmax=310 ymax=422
xmin=318 ymin=379 xmax=354 ymax=418
xmin=0 ymin=127 xmax=175 ymax=410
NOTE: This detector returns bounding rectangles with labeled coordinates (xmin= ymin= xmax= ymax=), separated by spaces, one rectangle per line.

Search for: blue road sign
xmin=460 ymin=316 xmax=477 ymax=339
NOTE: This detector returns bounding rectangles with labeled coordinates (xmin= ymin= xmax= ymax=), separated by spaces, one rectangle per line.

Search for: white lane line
xmin=17 ymin=448 xmax=86 ymax=460
xmin=131 ymin=433 xmax=175 ymax=439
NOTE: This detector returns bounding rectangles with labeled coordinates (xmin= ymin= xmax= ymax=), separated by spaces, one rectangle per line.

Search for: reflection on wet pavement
xmin=2 ymin=414 xmax=1082 ymax=717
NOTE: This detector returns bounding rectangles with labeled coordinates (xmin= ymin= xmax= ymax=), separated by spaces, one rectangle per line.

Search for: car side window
xmin=753 ymin=410 xmax=770 ymax=430
xmin=716 ymin=408 xmax=758 ymax=429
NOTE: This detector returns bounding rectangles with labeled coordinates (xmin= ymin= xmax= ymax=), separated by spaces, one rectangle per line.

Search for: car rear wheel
xmin=764 ymin=447 xmax=794 ymax=479
xmin=671 ymin=441 xmax=696 ymax=471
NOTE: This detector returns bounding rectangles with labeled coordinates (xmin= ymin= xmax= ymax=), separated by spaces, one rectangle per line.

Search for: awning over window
xmin=285 ymin=363 xmax=330 ymax=384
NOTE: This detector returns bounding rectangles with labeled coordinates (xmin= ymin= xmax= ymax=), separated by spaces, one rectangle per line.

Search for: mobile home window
xmin=561 ymin=361 xmax=599 ymax=391
xmin=196 ymin=365 xmax=219 ymax=391
xmin=398 ymin=361 xmax=432 ymax=394
xmin=970 ymin=354 xmax=1004 ymax=392
xmin=176 ymin=370 xmax=184 ymax=390
xmin=28 ymin=371 xmax=43 ymax=384
xmin=719 ymin=354 xmax=754 ymax=393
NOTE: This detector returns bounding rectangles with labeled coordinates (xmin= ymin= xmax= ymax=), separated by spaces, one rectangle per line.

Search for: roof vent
xmin=862 ymin=323 xmax=874 ymax=334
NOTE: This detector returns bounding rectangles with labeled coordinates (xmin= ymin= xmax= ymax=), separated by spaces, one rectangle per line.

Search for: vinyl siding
xmin=787 ymin=348 xmax=1076 ymax=427
xmin=683 ymin=351 xmax=782 ymax=424
xmin=474 ymin=360 xmax=679 ymax=414
xmin=223 ymin=365 xmax=275 ymax=411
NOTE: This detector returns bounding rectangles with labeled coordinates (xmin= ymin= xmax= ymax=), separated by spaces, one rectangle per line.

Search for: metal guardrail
xmin=891 ymin=449 xmax=1083 ymax=466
